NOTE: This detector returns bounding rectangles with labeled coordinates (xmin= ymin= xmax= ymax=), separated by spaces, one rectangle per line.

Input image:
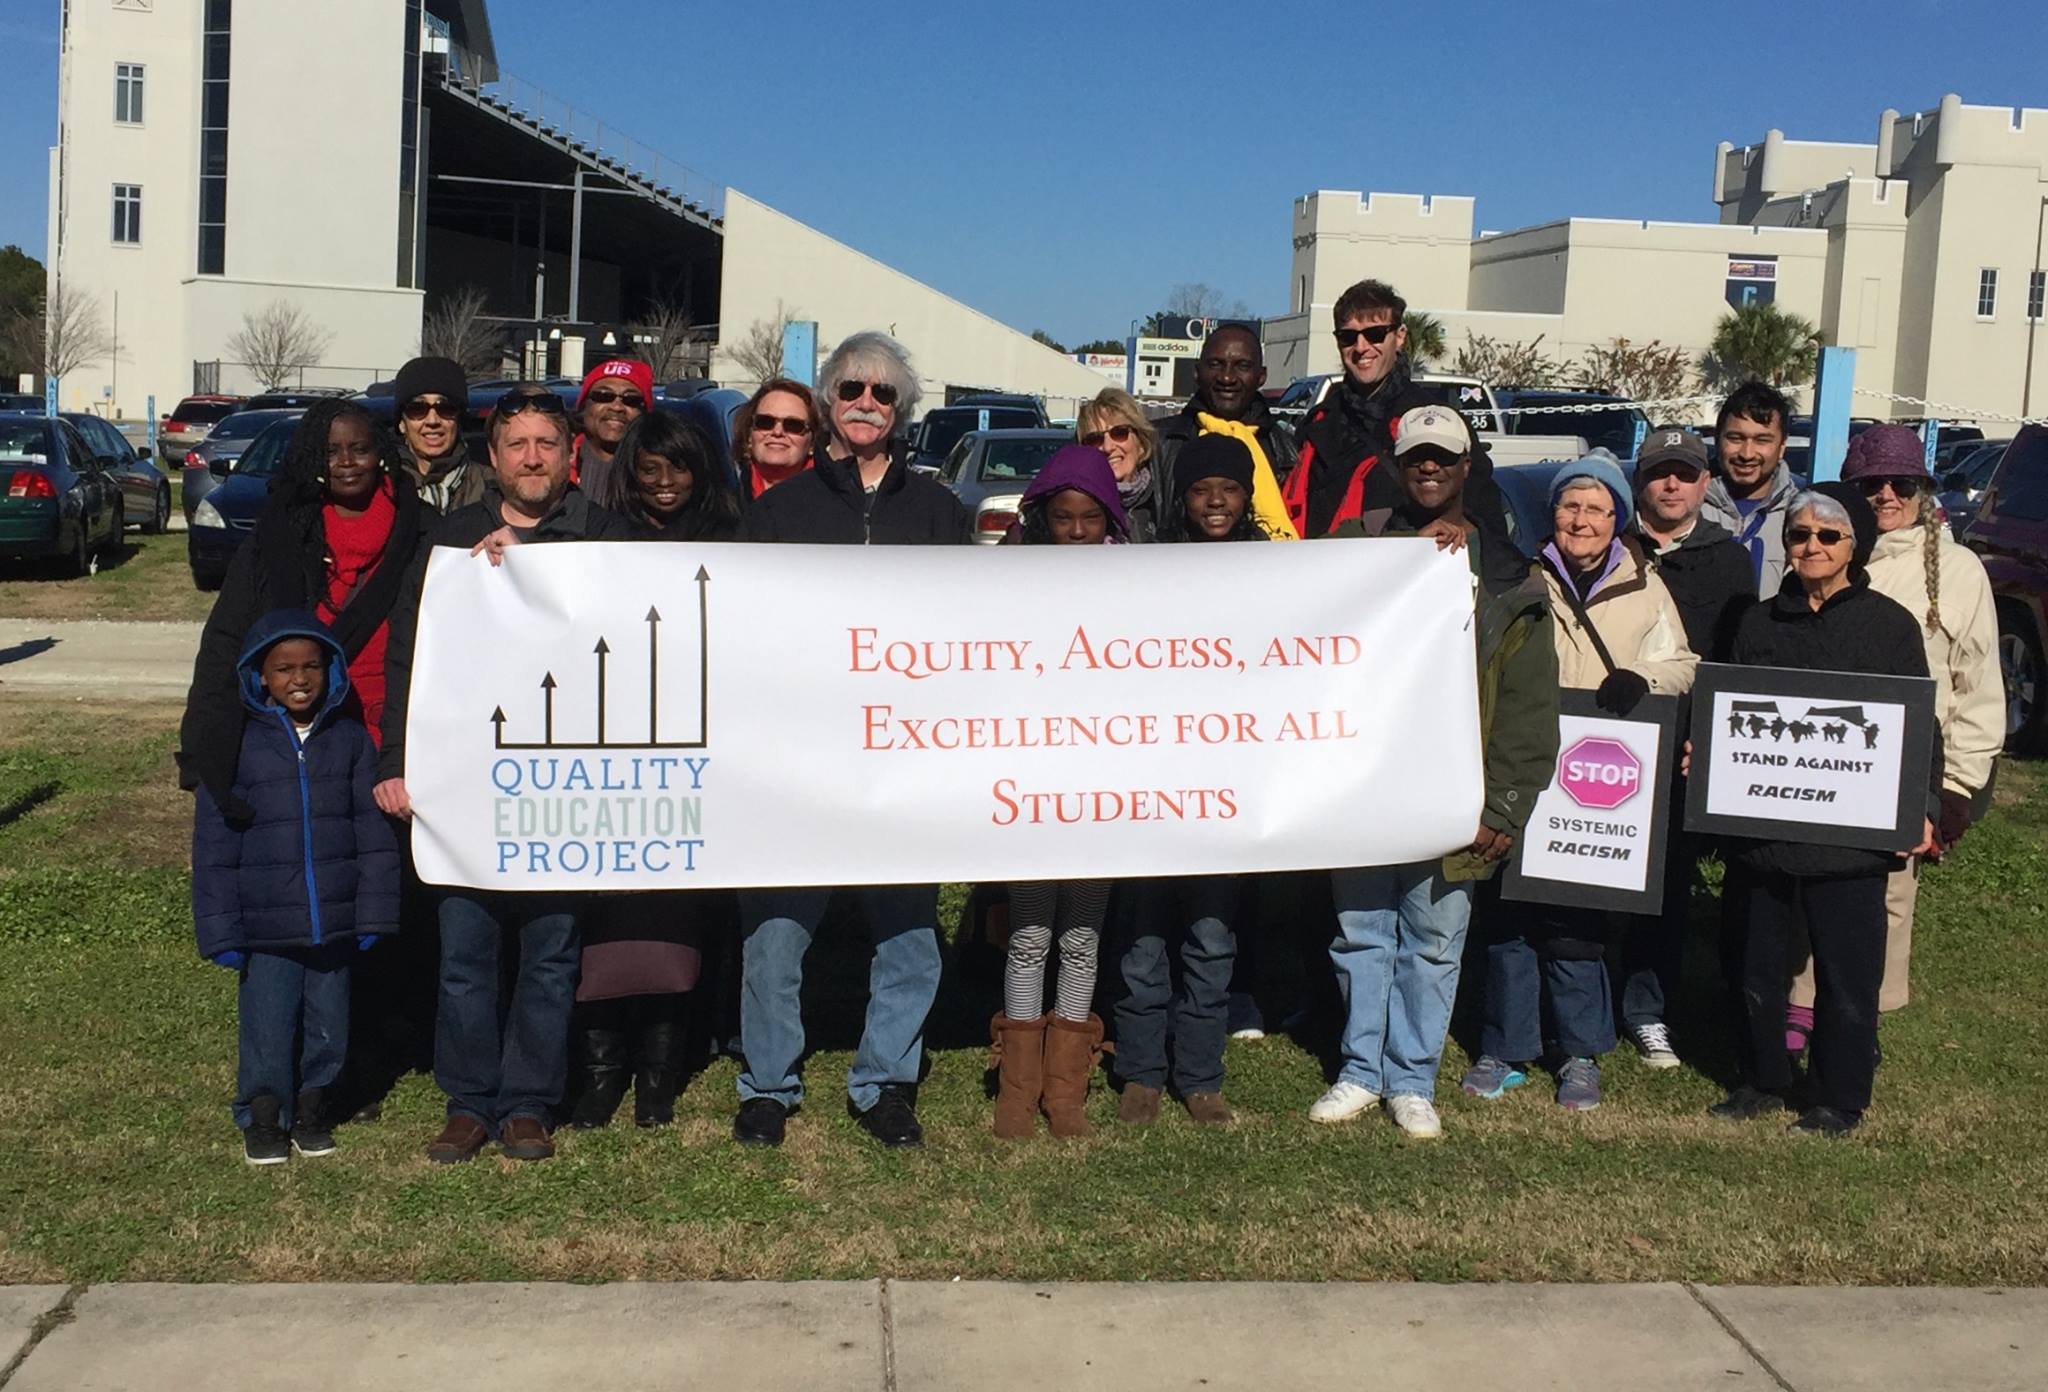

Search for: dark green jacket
xmin=1329 ymin=517 xmax=1560 ymax=880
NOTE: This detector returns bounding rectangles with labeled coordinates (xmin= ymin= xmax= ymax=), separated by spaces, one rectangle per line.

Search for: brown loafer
xmin=425 ymin=1114 xmax=490 ymax=1165
xmin=1184 ymin=1091 xmax=1236 ymax=1126
xmin=1117 ymin=1083 xmax=1162 ymax=1126
xmin=499 ymin=1115 xmax=555 ymax=1162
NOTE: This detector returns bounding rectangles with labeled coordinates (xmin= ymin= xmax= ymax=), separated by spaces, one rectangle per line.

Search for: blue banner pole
xmin=147 ymin=393 xmax=158 ymax=456
xmin=781 ymin=321 xmax=818 ymax=387
xmin=1809 ymin=348 xmax=1857 ymax=483
xmin=44 ymin=375 xmax=58 ymax=416
xmin=1919 ymin=417 xmax=1940 ymax=474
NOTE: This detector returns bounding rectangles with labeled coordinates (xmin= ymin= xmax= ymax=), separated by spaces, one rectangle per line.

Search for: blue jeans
xmin=1329 ymin=862 xmax=1473 ymax=1097
xmin=234 ymin=944 xmax=351 ymax=1129
xmin=1114 ymin=877 xmax=1239 ymax=1096
xmin=435 ymin=893 xmax=580 ymax=1130
xmin=736 ymin=885 xmax=942 ymax=1111
xmin=1481 ymin=903 xmax=1616 ymax=1062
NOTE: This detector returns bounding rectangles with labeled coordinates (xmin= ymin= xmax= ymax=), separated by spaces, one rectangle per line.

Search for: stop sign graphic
xmin=1558 ymin=737 xmax=1642 ymax=810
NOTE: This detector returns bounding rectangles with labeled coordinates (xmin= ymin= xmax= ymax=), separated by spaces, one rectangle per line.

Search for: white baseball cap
xmin=1393 ymin=404 xmax=1471 ymax=458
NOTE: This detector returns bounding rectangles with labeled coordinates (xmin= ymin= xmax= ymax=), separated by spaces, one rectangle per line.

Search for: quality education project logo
xmin=484 ymin=565 xmax=715 ymax=882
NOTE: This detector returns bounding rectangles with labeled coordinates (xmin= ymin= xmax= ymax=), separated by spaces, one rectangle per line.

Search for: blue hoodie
xmin=190 ymin=609 xmax=400 ymax=959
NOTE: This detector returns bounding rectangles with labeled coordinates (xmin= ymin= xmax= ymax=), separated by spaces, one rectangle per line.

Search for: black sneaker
xmin=242 ymin=1094 xmax=289 ymax=1166
xmin=1790 ymin=1105 xmax=1861 ymax=1138
xmin=732 ymin=1097 xmax=789 ymax=1148
xmin=291 ymin=1089 xmax=336 ymax=1157
xmin=852 ymin=1085 xmax=923 ymax=1149
xmin=1707 ymin=1085 xmax=1787 ymax=1121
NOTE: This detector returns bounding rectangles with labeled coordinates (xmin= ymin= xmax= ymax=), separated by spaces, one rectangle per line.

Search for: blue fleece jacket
xmin=190 ymin=609 xmax=400 ymax=959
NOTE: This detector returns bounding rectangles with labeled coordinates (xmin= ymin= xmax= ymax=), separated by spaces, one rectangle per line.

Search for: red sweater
xmin=319 ymin=480 xmax=396 ymax=745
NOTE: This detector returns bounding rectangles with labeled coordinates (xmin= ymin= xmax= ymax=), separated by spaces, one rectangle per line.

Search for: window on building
xmin=114 ymin=63 xmax=144 ymax=123
xmin=396 ymin=0 xmax=422 ymax=287
xmin=2030 ymin=270 xmax=2045 ymax=323
xmin=196 ymin=0 xmax=231 ymax=275
xmin=112 ymin=184 xmax=142 ymax=244
xmin=1977 ymin=268 xmax=1998 ymax=319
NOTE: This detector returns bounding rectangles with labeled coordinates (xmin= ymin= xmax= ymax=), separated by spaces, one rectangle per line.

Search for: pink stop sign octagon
xmin=1558 ymin=737 xmax=1642 ymax=810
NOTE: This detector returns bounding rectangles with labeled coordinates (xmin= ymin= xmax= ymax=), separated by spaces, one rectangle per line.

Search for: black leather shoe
xmin=1707 ymin=1085 xmax=1787 ymax=1121
xmin=1789 ymin=1105 xmax=1860 ymax=1138
xmin=568 ymin=1026 xmax=631 ymax=1130
xmin=732 ymin=1097 xmax=789 ymax=1147
xmin=852 ymin=1085 xmax=923 ymax=1149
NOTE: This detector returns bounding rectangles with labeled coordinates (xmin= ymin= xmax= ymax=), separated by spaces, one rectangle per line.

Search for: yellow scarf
xmin=1195 ymin=412 xmax=1300 ymax=540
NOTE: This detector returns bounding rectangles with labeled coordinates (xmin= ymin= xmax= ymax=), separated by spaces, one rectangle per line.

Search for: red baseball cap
xmin=577 ymin=358 xmax=653 ymax=409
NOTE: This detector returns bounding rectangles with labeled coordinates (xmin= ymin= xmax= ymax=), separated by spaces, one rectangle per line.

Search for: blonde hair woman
xmin=1075 ymin=388 xmax=1164 ymax=542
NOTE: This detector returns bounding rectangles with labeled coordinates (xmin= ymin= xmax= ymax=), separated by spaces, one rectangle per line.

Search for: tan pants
xmin=1789 ymin=858 xmax=1918 ymax=1013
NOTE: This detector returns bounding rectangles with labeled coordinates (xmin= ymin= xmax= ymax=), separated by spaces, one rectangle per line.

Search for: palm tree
xmin=1700 ymin=303 xmax=1818 ymax=389
xmin=1403 ymin=311 xmax=1447 ymax=367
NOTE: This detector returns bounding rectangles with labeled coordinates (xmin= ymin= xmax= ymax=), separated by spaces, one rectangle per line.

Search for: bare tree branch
xmin=1164 ymin=283 xmax=1251 ymax=322
xmin=225 ymin=300 xmax=334 ymax=390
xmin=4 ymin=279 xmax=117 ymax=381
xmin=726 ymin=300 xmax=800 ymax=386
xmin=420 ymin=285 xmax=503 ymax=376
xmin=631 ymin=298 xmax=702 ymax=380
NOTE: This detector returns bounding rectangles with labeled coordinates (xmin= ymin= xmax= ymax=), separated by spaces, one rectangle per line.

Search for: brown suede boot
xmin=1041 ymin=1014 xmax=1104 ymax=1139
xmin=1118 ymin=1082 xmax=1163 ymax=1126
xmin=1185 ymin=1091 xmax=1236 ymax=1126
xmin=990 ymin=1013 xmax=1048 ymax=1140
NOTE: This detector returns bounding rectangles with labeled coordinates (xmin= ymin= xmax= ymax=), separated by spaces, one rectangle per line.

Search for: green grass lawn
xmin=0 ymin=521 xmax=218 ymax=624
xmin=2 ymin=700 xmax=2044 ymax=1285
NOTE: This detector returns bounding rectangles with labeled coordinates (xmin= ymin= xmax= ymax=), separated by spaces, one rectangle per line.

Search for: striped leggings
xmin=1004 ymin=880 xmax=1111 ymax=1023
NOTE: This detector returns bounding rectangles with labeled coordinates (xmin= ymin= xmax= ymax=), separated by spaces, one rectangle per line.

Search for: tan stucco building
xmin=1266 ymin=95 xmax=2048 ymax=425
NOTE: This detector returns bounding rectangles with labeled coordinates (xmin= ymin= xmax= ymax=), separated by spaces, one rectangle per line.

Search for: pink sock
xmin=1785 ymin=1004 xmax=1815 ymax=1052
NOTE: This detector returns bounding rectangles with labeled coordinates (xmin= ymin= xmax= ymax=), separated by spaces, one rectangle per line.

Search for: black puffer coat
xmin=744 ymin=444 xmax=968 ymax=545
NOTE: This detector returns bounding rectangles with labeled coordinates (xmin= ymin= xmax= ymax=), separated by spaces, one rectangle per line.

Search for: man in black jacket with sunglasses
xmin=1153 ymin=323 xmax=1300 ymax=513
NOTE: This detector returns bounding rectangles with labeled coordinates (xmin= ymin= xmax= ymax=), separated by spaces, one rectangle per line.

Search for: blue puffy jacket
xmin=190 ymin=609 xmax=401 ymax=959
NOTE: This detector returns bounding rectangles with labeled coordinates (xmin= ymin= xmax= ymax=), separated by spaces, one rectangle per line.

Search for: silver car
xmin=939 ymin=428 xmax=1074 ymax=543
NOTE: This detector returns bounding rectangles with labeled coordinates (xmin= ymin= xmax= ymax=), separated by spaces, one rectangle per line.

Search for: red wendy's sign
xmin=1558 ymin=737 xmax=1642 ymax=811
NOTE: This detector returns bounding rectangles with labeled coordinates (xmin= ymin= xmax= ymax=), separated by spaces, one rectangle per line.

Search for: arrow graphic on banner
xmin=594 ymin=638 xmax=609 ymax=745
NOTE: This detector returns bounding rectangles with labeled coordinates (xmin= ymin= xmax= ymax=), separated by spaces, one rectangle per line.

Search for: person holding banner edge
xmin=1710 ymin=481 xmax=1940 ymax=1137
xmin=1462 ymin=454 xmax=1697 ymax=1112
xmin=1315 ymin=405 xmax=1558 ymax=1138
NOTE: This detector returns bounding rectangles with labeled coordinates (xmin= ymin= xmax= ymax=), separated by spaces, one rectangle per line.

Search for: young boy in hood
xmin=191 ymin=610 xmax=399 ymax=1165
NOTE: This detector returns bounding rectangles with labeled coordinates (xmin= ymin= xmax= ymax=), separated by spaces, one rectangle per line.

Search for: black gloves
xmin=1594 ymin=669 xmax=1650 ymax=716
xmin=1936 ymin=789 xmax=1973 ymax=851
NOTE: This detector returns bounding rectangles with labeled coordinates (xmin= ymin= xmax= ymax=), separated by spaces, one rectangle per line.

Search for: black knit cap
xmin=1173 ymin=433 xmax=1255 ymax=496
xmin=1804 ymin=480 xmax=1879 ymax=570
xmin=392 ymin=355 xmax=467 ymax=412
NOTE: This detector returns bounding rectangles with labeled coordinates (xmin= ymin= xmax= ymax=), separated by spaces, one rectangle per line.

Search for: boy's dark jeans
xmin=435 ymin=892 xmax=580 ymax=1131
xmin=235 ymin=944 xmax=351 ymax=1130
xmin=1114 ymin=877 xmax=1241 ymax=1096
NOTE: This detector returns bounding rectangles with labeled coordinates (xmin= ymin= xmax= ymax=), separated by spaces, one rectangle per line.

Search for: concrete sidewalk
xmin=0 ymin=618 xmax=202 ymax=699
xmin=2 ymin=1282 xmax=2041 ymax=1391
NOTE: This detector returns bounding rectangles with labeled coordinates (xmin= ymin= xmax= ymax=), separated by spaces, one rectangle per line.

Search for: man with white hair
xmin=736 ymin=332 xmax=967 ymax=1150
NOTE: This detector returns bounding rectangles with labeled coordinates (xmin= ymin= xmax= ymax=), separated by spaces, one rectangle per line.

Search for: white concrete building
xmin=1268 ymin=95 xmax=2048 ymax=424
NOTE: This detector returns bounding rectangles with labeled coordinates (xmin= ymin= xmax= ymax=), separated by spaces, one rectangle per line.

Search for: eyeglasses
xmin=1080 ymin=424 xmax=1135 ymax=447
xmin=750 ymin=414 xmax=810 ymax=436
xmin=584 ymin=388 xmax=646 ymax=409
xmin=1856 ymin=476 xmax=1921 ymax=499
xmin=493 ymin=390 xmax=567 ymax=418
xmin=1787 ymin=526 xmax=1850 ymax=547
xmin=401 ymin=398 xmax=460 ymax=422
xmin=1334 ymin=322 xmax=1402 ymax=349
xmin=834 ymin=379 xmax=899 ymax=407
xmin=1554 ymin=502 xmax=1614 ymax=521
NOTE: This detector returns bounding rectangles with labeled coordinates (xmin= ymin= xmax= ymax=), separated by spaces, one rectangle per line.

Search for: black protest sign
xmin=1502 ymin=691 xmax=1677 ymax=915
xmin=1684 ymin=662 xmax=1936 ymax=851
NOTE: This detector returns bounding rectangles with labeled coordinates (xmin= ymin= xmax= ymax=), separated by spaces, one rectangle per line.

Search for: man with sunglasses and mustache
xmin=375 ymin=383 xmax=636 ymax=1166
xmin=572 ymin=358 xmax=653 ymax=501
xmin=1152 ymin=323 xmax=1300 ymax=539
xmin=738 ymin=331 xmax=965 ymax=1152
xmin=391 ymin=356 xmax=487 ymax=515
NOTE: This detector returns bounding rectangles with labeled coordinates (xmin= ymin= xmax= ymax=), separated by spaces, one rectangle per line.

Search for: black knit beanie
xmin=1173 ymin=433 xmax=1255 ymax=497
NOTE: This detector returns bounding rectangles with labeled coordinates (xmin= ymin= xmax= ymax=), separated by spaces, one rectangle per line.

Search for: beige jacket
xmin=1867 ymin=522 xmax=2002 ymax=796
xmin=1541 ymin=541 xmax=1700 ymax=695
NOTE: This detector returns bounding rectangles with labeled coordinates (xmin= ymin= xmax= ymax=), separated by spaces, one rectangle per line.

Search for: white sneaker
xmin=1631 ymin=1022 xmax=1681 ymax=1070
xmin=1386 ymin=1094 xmax=1442 ymax=1140
xmin=1229 ymin=1027 xmax=1267 ymax=1041
xmin=1308 ymin=1080 xmax=1379 ymax=1123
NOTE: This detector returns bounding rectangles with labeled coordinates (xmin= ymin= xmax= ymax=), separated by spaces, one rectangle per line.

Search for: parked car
xmin=61 ymin=412 xmax=172 ymax=533
xmin=940 ymin=428 xmax=1072 ymax=542
xmin=0 ymin=415 xmax=125 ymax=576
xmin=0 ymin=392 xmax=43 ymax=413
xmin=1494 ymin=388 xmax=1649 ymax=459
xmin=179 ymin=409 xmax=304 ymax=521
xmin=1491 ymin=460 xmax=1571 ymax=556
xmin=241 ymin=388 xmax=354 ymax=411
xmin=188 ymin=414 xmax=298 ymax=589
xmin=909 ymin=403 xmax=1047 ymax=475
xmin=157 ymin=394 xmax=244 ymax=461
xmin=1958 ymin=423 xmax=2048 ymax=752
xmin=1936 ymin=439 xmax=2010 ymax=538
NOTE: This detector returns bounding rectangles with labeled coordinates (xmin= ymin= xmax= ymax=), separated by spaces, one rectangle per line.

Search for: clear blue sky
xmin=3 ymin=1 xmax=2043 ymax=345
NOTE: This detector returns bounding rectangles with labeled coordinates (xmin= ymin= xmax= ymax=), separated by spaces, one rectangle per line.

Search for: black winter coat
xmin=744 ymin=446 xmax=969 ymax=545
xmin=1154 ymin=398 xmax=1301 ymax=489
xmin=191 ymin=610 xmax=400 ymax=958
xmin=1726 ymin=576 xmax=1944 ymax=880
xmin=1641 ymin=518 xmax=1755 ymax=662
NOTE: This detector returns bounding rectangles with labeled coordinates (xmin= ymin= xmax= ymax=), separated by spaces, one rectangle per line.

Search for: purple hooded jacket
xmin=1016 ymin=445 xmax=1130 ymax=542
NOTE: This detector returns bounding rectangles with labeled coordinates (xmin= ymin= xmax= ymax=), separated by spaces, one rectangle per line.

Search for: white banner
xmin=404 ymin=540 xmax=1484 ymax=890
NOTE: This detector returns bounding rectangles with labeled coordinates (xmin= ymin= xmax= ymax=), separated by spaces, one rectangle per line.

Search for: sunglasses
xmin=834 ymin=379 xmax=899 ymax=406
xmin=400 ymin=398 xmax=460 ymax=422
xmin=584 ymin=388 xmax=646 ymax=409
xmin=1080 ymin=424 xmax=1135 ymax=447
xmin=1856 ymin=476 xmax=1921 ymax=499
xmin=750 ymin=414 xmax=810 ymax=436
xmin=1787 ymin=526 xmax=1850 ymax=547
xmin=493 ymin=390 xmax=567 ymax=418
xmin=1334 ymin=322 xmax=1402 ymax=348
